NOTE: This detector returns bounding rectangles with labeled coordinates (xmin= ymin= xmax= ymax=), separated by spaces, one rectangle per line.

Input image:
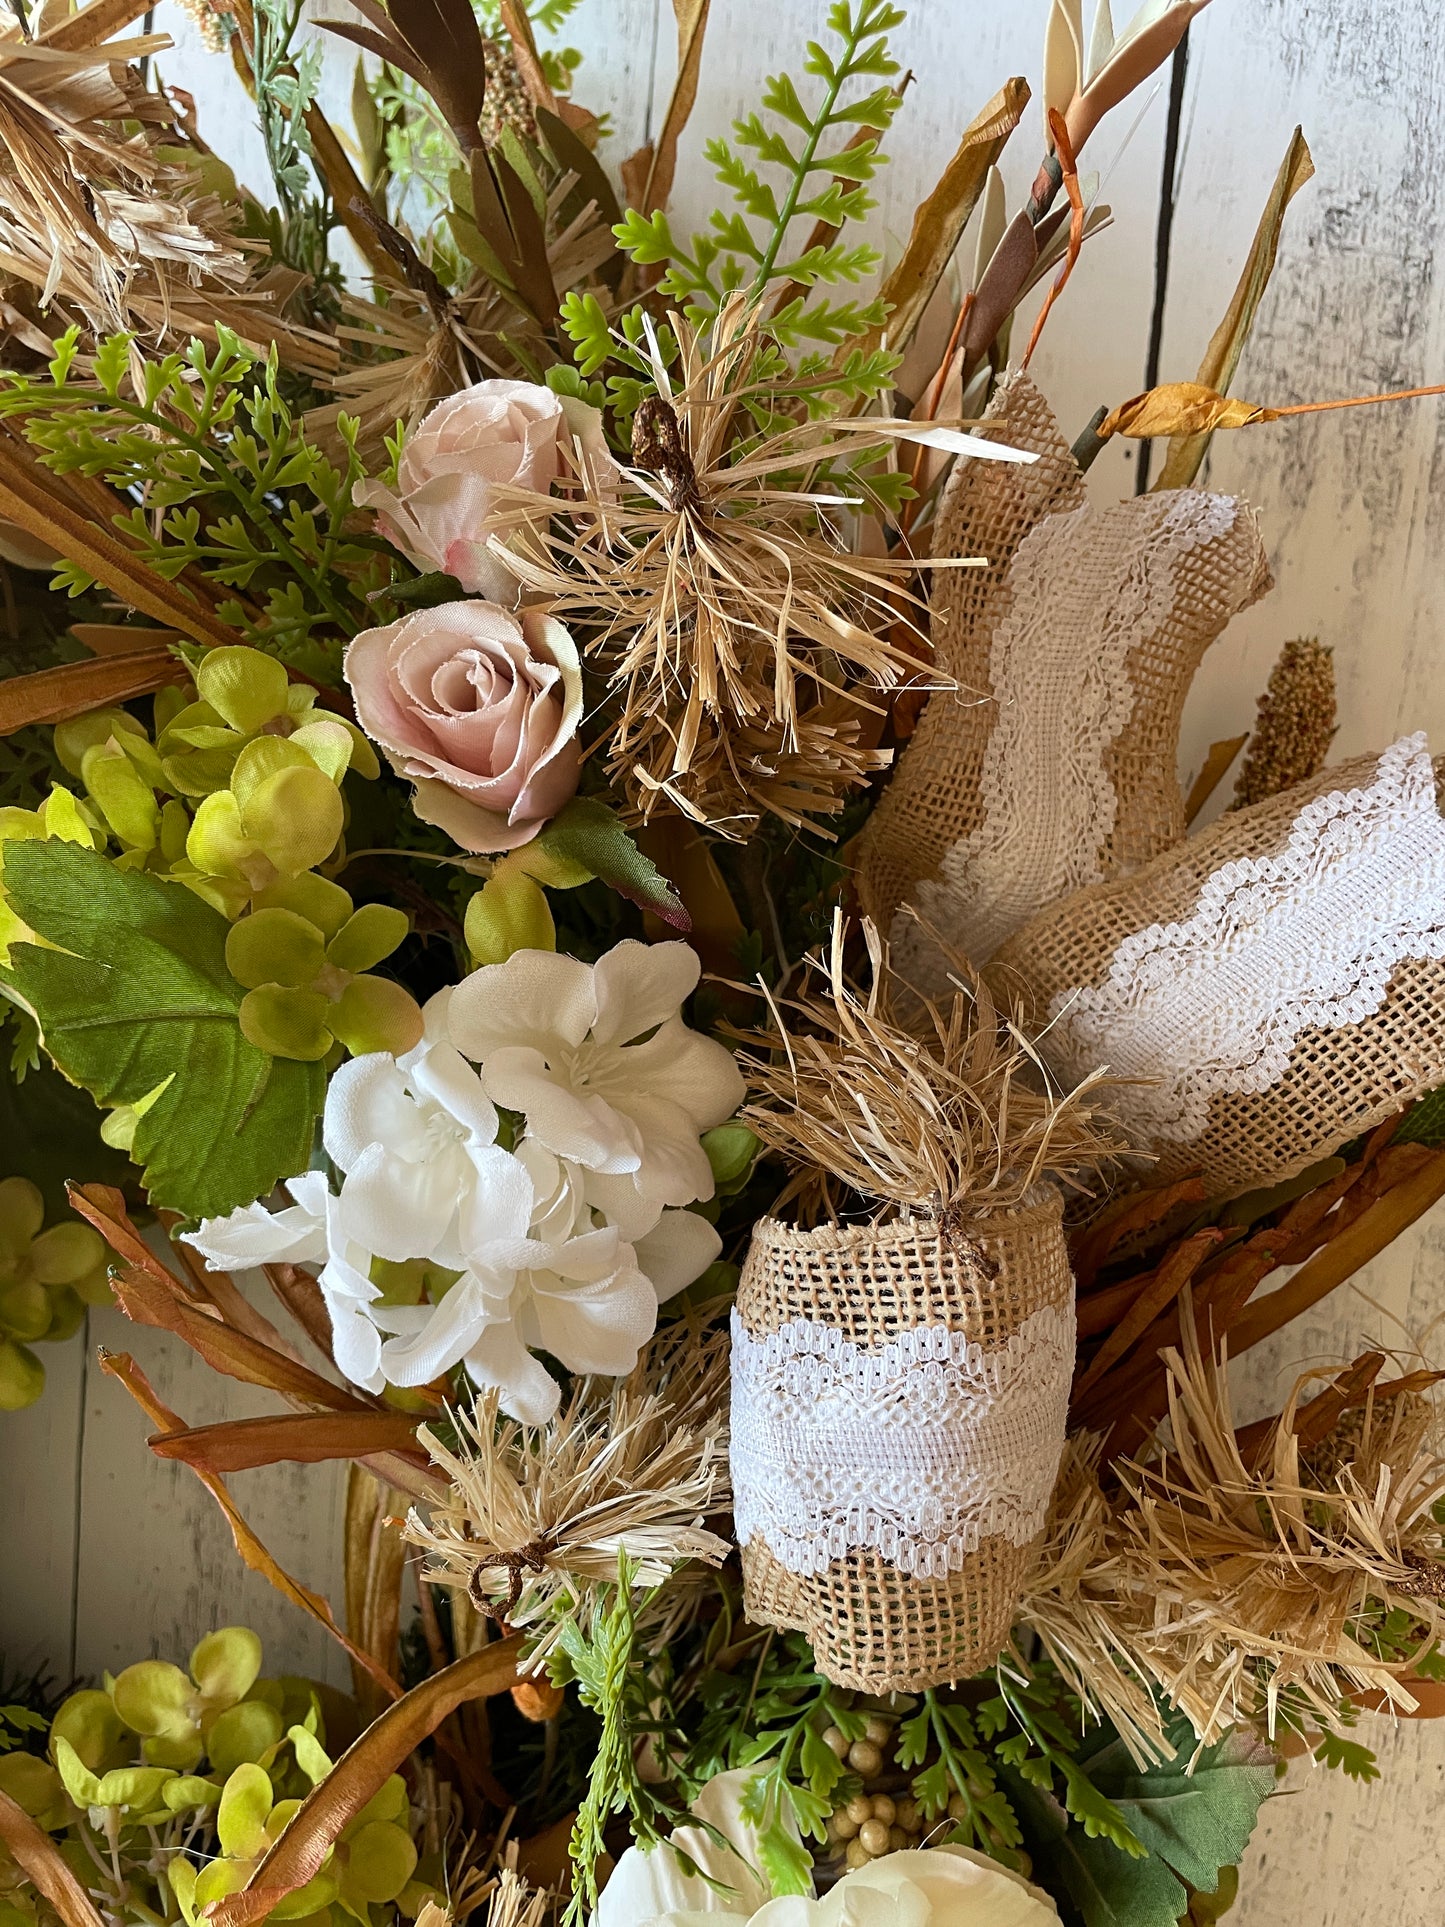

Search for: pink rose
xmin=344 ymin=600 xmax=584 ymax=853
xmin=355 ymin=379 xmax=609 ymax=602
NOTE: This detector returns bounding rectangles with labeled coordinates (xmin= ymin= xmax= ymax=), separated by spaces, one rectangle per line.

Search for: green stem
xmin=752 ymin=29 xmax=862 ymax=290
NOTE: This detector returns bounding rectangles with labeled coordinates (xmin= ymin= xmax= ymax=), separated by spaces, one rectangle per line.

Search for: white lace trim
xmin=1046 ymin=734 xmax=1445 ymax=1144
xmin=729 ymin=1302 xmax=1073 ymax=1579
xmin=901 ymin=491 xmax=1240 ymax=983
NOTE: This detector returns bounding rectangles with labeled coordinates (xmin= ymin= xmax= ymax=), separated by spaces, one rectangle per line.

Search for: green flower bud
xmin=241 ymin=766 xmax=344 ymax=877
xmin=701 ymin=1123 xmax=760 ymax=1189
xmin=326 ymin=903 xmax=408 ymax=974
xmin=253 ymin=873 xmax=353 ymax=940
xmin=327 ymin=976 xmax=423 ymax=1058
xmin=226 ymin=909 xmax=328 ymax=992
xmin=239 ymin=986 xmax=333 ymax=1062
xmin=53 ymin=708 xmax=147 ymax=779
xmin=196 ymin=646 xmax=290 ymax=737
xmin=0 ymin=1341 xmax=45 ymax=1418
xmin=191 ymin=1626 xmax=264 ymax=1707
xmin=0 ymin=1176 xmax=43 ymax=1260
xmin=28 ymin=1220 xmax=106 ymax=1287
xmin=205 ymin=1701 xmax=284 ymax=1777
xmin=0 ymin=1280 xmax=51 ymax=1342
xmin=51 ymin=1690 xmax=127 ymax=1773
xmin=465 ymin=866 xmax=555 ymax=967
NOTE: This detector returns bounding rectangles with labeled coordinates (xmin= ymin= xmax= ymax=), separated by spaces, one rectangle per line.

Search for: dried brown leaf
xmin=0 ymin=1791 xmax=106 ymax=1927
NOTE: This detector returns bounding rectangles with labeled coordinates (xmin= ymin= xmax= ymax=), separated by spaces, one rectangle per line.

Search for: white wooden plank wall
xmin=4 ymin=1 xmax=1444 ymax=1917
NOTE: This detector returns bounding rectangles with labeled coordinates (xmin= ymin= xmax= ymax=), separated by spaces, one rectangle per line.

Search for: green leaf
xmin=1396 ymin=1086 xmax=1445 ymax=1146
xmin=532 ymin=798 xmax=690 ymax=931
xmin=1006 ymin=1721 xmax=1276 ymax=1927
xmin=0 ymin=841 xmax=324 ymax=1219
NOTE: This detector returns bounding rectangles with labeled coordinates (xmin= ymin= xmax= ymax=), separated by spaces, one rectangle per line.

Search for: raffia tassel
xmin=1016 ymin=1299 xmax=1445 ymax=1765
xmin=1231 ymin=636 xmax=1338 ymax=808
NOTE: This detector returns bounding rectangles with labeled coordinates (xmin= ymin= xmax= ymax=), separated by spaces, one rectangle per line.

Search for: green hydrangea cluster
xmin=0 ymin=1629 xmax=436 ymax=1927
xmin=1 ymin=644 xmax=422 ymax=1064
xmin=0 ymin=1179 xmax=111 ymax=1412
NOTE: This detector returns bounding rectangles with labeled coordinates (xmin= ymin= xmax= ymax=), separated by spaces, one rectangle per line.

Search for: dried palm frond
xmin=404 ymin=1315 xmax=732 ymax=1668
xmin=487 ymin=295 xmax=1030 ymax=836
xmin=317 ymin=176 xmax=620 ymax=449
xmin=735 ymin=911 xmax=1122 ymax=1226
xmin=1019 ymin=1309 xmax=1445 ymax=1764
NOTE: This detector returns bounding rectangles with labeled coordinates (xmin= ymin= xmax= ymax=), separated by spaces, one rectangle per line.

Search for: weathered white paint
xmin=3 ymin=1 xmax=1444 ymax=1917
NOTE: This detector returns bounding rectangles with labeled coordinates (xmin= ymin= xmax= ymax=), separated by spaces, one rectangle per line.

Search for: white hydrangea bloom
xmin=185 ymin=941 xmax=732 ymax=1420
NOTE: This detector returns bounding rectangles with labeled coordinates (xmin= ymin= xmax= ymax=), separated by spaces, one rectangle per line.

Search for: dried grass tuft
xmin=405 ymin=1313 xmax=732 ymax=1668
xmin=485 ymin=296 xmax=1011 ymax=837
xmin=1018 ymin=1304 xmax=1445 ymax=1762
xmin=735 ymin=911 xmax=1122 ymax=1227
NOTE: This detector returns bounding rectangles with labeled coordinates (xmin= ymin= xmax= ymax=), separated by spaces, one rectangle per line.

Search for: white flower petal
xmin=324 ymin=1053 xmax=431 ymax=1172
xmin=336 ymin=1141 xmax=467 ymax=1262
xmin=618 ymin=1019 xmax=746 ymax=1133
xmin=448 ymin=949 xmax=598 ymax=1060
xmin=405 ymin=1040 xmax=498 ymax=1145
xmin=456 ymin=1142 xmax=536 ymax=1266
xmin=523 ymin=1259 xmax=658 ymax=1377
xmin=610 ymin=1091 xmax=719 ymax=1205
xmin=379 ymin=1274 xmax=493 ymax=1384
xmin=185 ymin=1195 xmax=327 ymax=1269
xmin=633 ymin=1210 xmax=722 ymax=1300
xmin=325 ymin=1291 xmax=385 ymax=1392
xmin=464 ymin=1320 xmax=562 ymax=1423
xmin=595 ymin=1768 xmax=777 ymax=1925
xmin=580 ymin=1168 xmax=666 ymax=1242
xmin=483 ymin=1046 xmax=642 ymax=1173
xmin=590 ymin=938 xmax=700 ymax=1048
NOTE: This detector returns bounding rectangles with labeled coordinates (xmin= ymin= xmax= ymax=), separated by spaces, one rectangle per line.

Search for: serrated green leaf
xmin=0 ymin=841 xmax=323 ymax=1218
xmin=1007 ymin=1719 xmax=1276 ymax=1927
xmin=533 ymin=798 xmax=690 ymax=930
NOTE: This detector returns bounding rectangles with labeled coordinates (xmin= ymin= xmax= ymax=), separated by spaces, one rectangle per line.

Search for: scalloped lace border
xmin=729 ymin=1302 xmax=1073 ymax=1579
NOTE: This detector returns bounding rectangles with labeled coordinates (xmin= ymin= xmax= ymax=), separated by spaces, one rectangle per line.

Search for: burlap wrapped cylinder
xmin=990 ymin=741 xmax=1445 ymax=1200
xmin=730 ymin=1189 xmax=1073 ymax=1693
xmin=857 ymin=372 xmax=1271 ymax=990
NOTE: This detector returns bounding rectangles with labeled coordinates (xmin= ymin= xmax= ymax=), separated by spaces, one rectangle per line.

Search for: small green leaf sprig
xmin=614 ymin=0 xmax=903 ymax=348
xmin=0 ymin=330 xmax=389 ymax=685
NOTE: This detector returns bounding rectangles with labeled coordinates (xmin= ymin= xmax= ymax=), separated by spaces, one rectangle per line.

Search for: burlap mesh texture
xmin=735 ymin=1190 xmax=1072 ymax=1693
xmin=856 ymin=372 xmax=1272 ymax=983
xmin=990 ymin=753 xmax=1445 ymax=1200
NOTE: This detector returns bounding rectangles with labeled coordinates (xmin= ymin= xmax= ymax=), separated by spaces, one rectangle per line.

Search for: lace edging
xmin=1047 ymin=734 xmax=1445 ymax=1143
xmin=729 ymin=1302 xmax=1073 ymax=1580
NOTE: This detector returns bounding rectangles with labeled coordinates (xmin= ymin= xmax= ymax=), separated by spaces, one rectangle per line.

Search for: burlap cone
xmin=857 ymin=372 xmax=1271 ymax=990
xmin=730 ymin=1190 xmax=1073 ymax=1692
xmin=991 ymin=740 xmax=1445 ymax=1198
